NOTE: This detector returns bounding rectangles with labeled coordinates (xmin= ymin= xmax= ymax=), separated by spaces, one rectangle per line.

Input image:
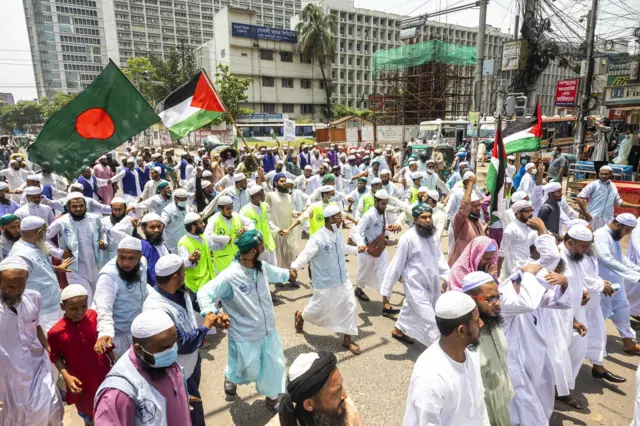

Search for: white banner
xmin=346 ymin=127 xmax=359 ymax=142
xmin=361 ymin=126 xmax=374 ymax=142
xmin=376 ymin=125 xmax=404 ymax=142
xmin=404 ymin=125 xmax=419 ymax=141
xmin=283 ymin=119 xmax=296 ymax=142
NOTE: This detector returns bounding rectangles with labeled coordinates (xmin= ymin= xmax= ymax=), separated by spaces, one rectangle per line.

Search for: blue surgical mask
xmin=177 ymin=200 xmax=187 ymax=208
xmin=144 ymin=343 xmax=178 ymax=368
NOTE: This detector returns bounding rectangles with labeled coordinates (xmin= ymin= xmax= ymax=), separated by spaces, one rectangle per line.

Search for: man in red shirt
xmin=47 ymin=284 xmax=115 ymax=424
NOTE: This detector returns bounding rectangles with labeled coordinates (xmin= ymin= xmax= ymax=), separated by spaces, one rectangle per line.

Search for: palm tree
xmin=295 ymin=4 xmax=337 ymax=119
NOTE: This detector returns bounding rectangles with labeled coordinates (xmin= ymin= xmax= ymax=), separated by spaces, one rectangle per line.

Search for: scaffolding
xmin=372 ymin=40 xmax=477 ymax=125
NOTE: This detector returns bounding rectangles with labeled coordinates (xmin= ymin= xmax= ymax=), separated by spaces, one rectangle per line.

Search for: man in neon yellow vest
xmin=285 ymin=185 xmax=337 ymax=237
xmin=405 ymin=171 xmax=424 ymax=204
xmin=204 ymin=195 xmax=254 ymax=275
xmin=355 ymin=178 xmax=383 ymax=220
xmin=177 ymin=212 xmax=215 ymax=292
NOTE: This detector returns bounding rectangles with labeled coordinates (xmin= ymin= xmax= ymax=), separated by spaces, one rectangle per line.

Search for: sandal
xmin=354 ymin=288 xmax=370 ymax=302
xmin=224 ymin=377 xmax=237 ymax=400
xmin=265 ymin=397 xmax=280 ymax=411
xmin=623 ymin=344 xmax=640 ymax=355
xmin=342 ymin=341 xmax=361 ymax=355
xmin=294 ymin=310 xmax=304 ymax=333
xmin=392 ymin=331 xmax=415 ymax=345
xmin=555 ymin=395 xmax=582 ymax=409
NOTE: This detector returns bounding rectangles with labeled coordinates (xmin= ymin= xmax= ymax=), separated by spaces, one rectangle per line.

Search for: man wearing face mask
xmin=177 ymin=212 xmax=215 ymax=292
xmin=94 ymin=310 xmax=191 ymax=424
xmin=102 ymin=197 xmax=137 ymax=263
xmin=93 ymin=237 xmax=148 ymax=360
xmin=381 ymin=203 xmax=450 ymax=346
xmin=160 ymin=188 xmax=191 ymax=253
xmin=241 ymin=185 xmax=281 ymax=268
xmin=516 ymin=162 xmax=539 ymax=201
xmin=0 ymin=182 xmax=19 ymax=216
xmin=266 ymin=175 xmax=298 ymax=269
xmin=448 ymin=174 xmax=485 ymax=266
xmin=346 ymin=177 xmax=368 ymax=214
xmin=197 ymin=230 xmax=295 ymax=409
xmin=15 ymin=186 xmax=55 ymax=225
xmin=421 ymin=160 xmax=449 ymax=194
xmin=202 ymin=173 xmax=251 ymax=220
xmin=291 ymin=205 xmax=361 ymax=354
xmin=286 ymin=186 xmax=340 ymax=237
xmin=135 ymin=181 xmax=173 ymax=216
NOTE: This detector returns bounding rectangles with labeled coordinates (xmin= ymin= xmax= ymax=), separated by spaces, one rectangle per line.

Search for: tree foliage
xmin=211 ymin=64 xmax=253 ymax=124
xmin=40 ymin=92 xmax=77 ymax=119
xmin=0 ymin=100 xmax=44 ymax=133
xmin=331 ymin=102 xmax=377 ymax=120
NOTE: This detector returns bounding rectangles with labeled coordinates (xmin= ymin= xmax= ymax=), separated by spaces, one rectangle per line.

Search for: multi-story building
xmin=101 ymin=0 xmax=301 ymax=68
xmin=195 ymin=7 xmax=325 ymax=119
xmin=22 ymin=0 xmax=108 ymax=98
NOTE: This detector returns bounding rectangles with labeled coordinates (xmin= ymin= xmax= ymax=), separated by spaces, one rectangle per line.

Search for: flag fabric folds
xmin=156 ymin=70 xmax=226 ymax=140
xmin=486 ymin=116 xmax=506 ymax=224
xmin=28 ymin=60 xmax=159 ymax=180
xmin=503 ymin=102 xmax=543 ymax=154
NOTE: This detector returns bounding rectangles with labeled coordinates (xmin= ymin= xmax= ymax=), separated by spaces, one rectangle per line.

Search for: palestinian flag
xmin=156 ymin=70 xmax=226 ymax=140
xmin=503 ymin=102 xmax=543 ymax=154
xmin=486 ymin=116 xmax=506 ymax=224
xmin=28 ymin=60 xmax=159 ymax=180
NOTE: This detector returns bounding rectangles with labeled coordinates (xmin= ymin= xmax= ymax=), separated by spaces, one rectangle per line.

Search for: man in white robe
xmin=0 ymin=257 xmax=64 ymax=426
xmin=625 ymin=224 xmax=640 ymax=316
xmin=15 ymin=186 xmax=55 ymax=225
xmin=102 ymin=197 xmax=136 ymax=263
xmin=266 ymin=175 xmax=298 ymax=268
xmin=202 ymin=173 xmax=250 ymax=218
xmin=381 ymin=203 xmax=449 ymax=346
xmin=516 ymin=163 xmax=537 ymax=199
xmin=498 ymin=200 xmax=537 ymax=280
xmin=291 ymin=205 xmax=360 ymax=354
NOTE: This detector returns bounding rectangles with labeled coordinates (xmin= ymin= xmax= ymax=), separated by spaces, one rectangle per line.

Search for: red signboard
xmin=608 ymin=109 xmax=627 ymax=121
xmin=555 ymin=78 xmax=580 ymax=106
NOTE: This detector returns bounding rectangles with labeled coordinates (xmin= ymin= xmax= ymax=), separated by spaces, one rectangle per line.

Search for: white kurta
xmin=0 ymin=290 xmax=63 ymax=426
xmin=626 ymin=225 xmax=640 ymax=315
xmin=499 ymin=219 xmax=535 ymax=281
xmin=352 ymin=207 xmax=389 ymax=293
xmin=380 ymin=227 xmax=450 ymax=347
xmin=265 ymin=191 xmax=298 ymax=268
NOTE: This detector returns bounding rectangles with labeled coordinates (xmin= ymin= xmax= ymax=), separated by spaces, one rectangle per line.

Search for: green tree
xmin=213 ymin=64 xmax=252 ymax=122
xmin=40 ymin=92 xmax=77 ymax=119
xmin=296 ymin=4 xmax=337 ymax=119
xmin=122 ymin=57 xmax=159 ymax=104
xmin=178 ymin=44 xmax=198 ymax=81
xmin=0 ymin=100 xmax=44 ymax=133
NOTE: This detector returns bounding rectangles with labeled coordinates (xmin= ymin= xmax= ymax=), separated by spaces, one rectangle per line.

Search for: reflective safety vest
xmin=409 ymin=186 xmax=419 ymax=203
xmin=309 ymin=202 xmax=326 ymax=236
xmin=177 ymin=234 xmax=215 ymax=292
xmin=213 ymin=213 xmax=242 ymax=274
xmin=361 ymin=194 xmax=374 ymax=215
xmin=240 ymin=202 xmax=275 ymax=251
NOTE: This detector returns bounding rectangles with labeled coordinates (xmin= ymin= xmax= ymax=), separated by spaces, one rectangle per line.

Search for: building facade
xmin=22 ymin=0 xmax=108 ymax=98
xmin=195 ymin=7 xmax=325 ymax=120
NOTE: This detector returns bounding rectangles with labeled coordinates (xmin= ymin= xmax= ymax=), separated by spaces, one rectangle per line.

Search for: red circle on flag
xmin=75 ymin=108 xmax=115 ymax=139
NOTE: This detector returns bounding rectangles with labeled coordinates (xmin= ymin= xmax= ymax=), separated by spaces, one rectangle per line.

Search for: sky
xmin=1 ymin=0 xmax=638 ymax=102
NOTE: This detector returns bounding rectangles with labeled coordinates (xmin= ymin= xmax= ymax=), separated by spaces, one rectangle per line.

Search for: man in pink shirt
xmin=94 ymin=310 xmax=191 ymax=425
xmin=93 ymin=155 xmax=116 ymax=205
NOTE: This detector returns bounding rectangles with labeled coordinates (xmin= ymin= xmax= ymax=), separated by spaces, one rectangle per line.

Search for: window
xmin=319 ymin=80 xmax=325 ymax=89
xmin=301 ymin=104 xmax=314 ymax=114
xmin=262 ymin=76 xmax=275 ymax=87
xmin=300 ymin=54 xmax=311 ymax=64
xmin=282 ymin=103 xmax=294 ymax=113
xmin=58 ymin=15 xmax=72 ymax=24
xmin=262 ymin=103 xmax=276 ymax=113
xmin=300 ymin=79 xmax=311 ymax=89
xmin=281 ymin=78 xmax=293 ymax=88
xmin=260 ymin=50 xmax=273 ymax=60
xmin=280 ymin=51 xmax=292 ymax=62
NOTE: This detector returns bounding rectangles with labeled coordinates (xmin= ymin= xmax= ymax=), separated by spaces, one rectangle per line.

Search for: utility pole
xmin=523 ymin=0 xmax=538 ymax=112
xmin=574 ymin=0 xmax=598 ymax=158
xmin=470 ymin=0 xmax=488 ymax=171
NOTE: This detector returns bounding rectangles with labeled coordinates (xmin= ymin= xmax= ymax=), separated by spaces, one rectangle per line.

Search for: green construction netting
xmin=372 ymin=40 xmax=477 ymax=79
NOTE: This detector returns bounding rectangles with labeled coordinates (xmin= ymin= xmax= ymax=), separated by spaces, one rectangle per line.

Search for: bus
xmin=416 ymin=119 xmax=468 ymax=147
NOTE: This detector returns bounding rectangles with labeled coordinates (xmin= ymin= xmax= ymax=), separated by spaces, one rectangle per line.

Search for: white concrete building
xmin=22 ymin=0 xmax=108 ymax=98
xmin=101 ymin=0 xmax=301 ymax=68
xmin=195 ymin=7 xmax=326 ymax=120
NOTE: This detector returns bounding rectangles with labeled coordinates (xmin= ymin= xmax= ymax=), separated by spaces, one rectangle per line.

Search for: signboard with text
xmin=607 ymin=57 xmax=638 ymax=86
xmin=604 ymin=84 xmax=640 ymax=107
xmin=231 ymin=23 xmax=297 ymax=43
xmin=555 ymin=78 xmax=580 ymax=106
xmin=346 ymin=127 xmax=359 ymax=142
xmin=361 ymin=126 xmax=374 ymax=141
xmin=501 ymin=40 xmax=527 ymax=71
xmin=283 ymin=119 xmax=295 ymax=142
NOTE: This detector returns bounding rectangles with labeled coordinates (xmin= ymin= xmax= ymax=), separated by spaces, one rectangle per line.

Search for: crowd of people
xmin=1 ymin=138 xmax=640 ymax=426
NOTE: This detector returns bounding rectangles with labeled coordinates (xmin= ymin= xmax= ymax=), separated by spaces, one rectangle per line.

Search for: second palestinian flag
xmin=156 ymin=70 xmax=226 ymax=140
xmin=503 ymin=102 xmax=543 ymax=154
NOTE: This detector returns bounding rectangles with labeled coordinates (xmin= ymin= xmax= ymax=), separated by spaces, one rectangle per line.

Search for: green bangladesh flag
xmin=28 ymin=60 xmax=159 ymax=180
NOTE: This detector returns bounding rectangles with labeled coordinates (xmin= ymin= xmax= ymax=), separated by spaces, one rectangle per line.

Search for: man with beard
xmin=498 ymin=200 xmax=538 ymax=280
xmin=94 ymin=310 xmax=191 ymax=424
xmin=195 ymin=169 xmax=216 ymax=213
xmin=291 ymin=206 xmax=361 ymax=354
xmin=271 ymin=351 xmax=362 ymax=426
xmin=448 ymin=173 xmax=484 ymax=266
xmin=538 ymin=181 xmax=565 ymax=235
xmin=202 ymin=173 xmax=251 ymax=219
xmin=402 ymin=291 xmax=486 ymax=426
xmin=9 ymin=216 xmax=73 ymax=333
xmin=264 ymin=160 xmax=297 ymax=184
xmin=0 ymin=182 xmax=19 ymax=216
xmin=594 ymin=213 xmax=640 ymax=354
xmin=140 ymin=212 xmax=170 ymax=286
xmin=197 ymin=230 xmax=294 ymax=409
xmin=144 ymin=255 xmax=230 ymax=426
xmin=76 ymin=166 xmax=111 ymax=201
xmin=135 ymin=156 xmax=150 ymax=189
xmin=15 ymin=186 xmax=55 ymax=225
xmin=0 ymin=257 xmax=64 ymax=426
xmin=381 ymin=203 xmax=450 ymax=345
xmin=462 ymin=271 xmax=513 ymax=426
xmin=346 ymin=177 xmax=368 ymax=213
xmin=135 ymin=180 xmax=173 ymax=216
xmin=93 ymin=154 xmax=116 ymax=204
xmin=102 ymin=197 xmax=137 ymax=263
xmin=117 ymin=157 xmax=143 ymax=207
xmin=421 ymin=159 xmax=449 ymax=194
xmin=93 ymin=236 xmax=148 ymax=360
xmin=47 ymin=193 xmax=108 ymax=304
xmin=266 ymin=175 xmax=298 ymax=269
xmin=354 ymin=178 xmax=383 ymax=220
xmin=0 ymin=214 xmax=20 ymax=258
xmin=177 ymin=212 xmax=215 ymax=292
xmin=140 ymin=167 xmax=164 ymax=201
xmin=67 ymin=183 xmax=113 ymax=215
xmin=0 ymin=159 xmax=31 ymax=203
xmin=161 ymin=188 xmax=192 ymax=253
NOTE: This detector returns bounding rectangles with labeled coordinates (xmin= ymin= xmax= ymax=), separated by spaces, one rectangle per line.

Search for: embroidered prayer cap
xmin=111 ymin=197 xmax=126 ymax=205
xmin=566 ymin=218 xmax=588 ymax=229
xmin=322 ymin=174 xmax=335 ymax=184
xmin=374 ymin=189 xmax=390 ymax=200
xmin=24 ymin=186 xmax=43 ymax=196
xmin=459 ymin=162 xmax=469 ymax=168
xmin=323 ymin=205 xmax=341 ymax=218
xmin=511 ymin=200 xmax=532 ymax=213
xmin=567 ymin=225 xmax=593 ymax=242
xmin=543 ymin=182 xmax=562 ymax=194
xmin=0 ymin=182 xmax=7 ymax=191
xmin=202 ymin=170 xmax=213 ymax=178
xmin=156 ymin=182 xmax=169 ymax=192
xmin=69 ymin=183 xmax=84 ymax=192
xmin=131 ymin=310 xmax=175 ymax=339
xmin=249 ymin=185 xmax=264 ymax=196
xmin=61 ymin=284 xmax=88 ymax=301
xmin=118 ymin=236 xmax=142 ymax=251
xmin=0 ymin=256 xmax=29 ymax=272
xmin=616 ymin=213 xmax=637 ymax=228
xmin=511 ymin=191 xmax=528 ymax=203
xmin=218 ymin=195 xmax=233 ymax=206
xmin=20 ymin=216 xmax=44 ymax=231
xmin=525 ymin=163 xmax=536 ymax=171
xmin=152 ymin=167 xmax=162 ymax=174
xmin=286 ymin=178 xmax=294 ymax=185
xmin=304 ymin=165 xmax=312 ymax=170
xmin=412 ymin=202 xmax=432 ymax=217
xmin=370 ymin=178 xmax=382 ymax=185
xmin=348 ymin=155 xmax=356 ymax=160
xmin=66 ymin=192 xmax=85 ymax=202
xmin=507 ymin=155 xmax=515 ymax=160
xmin=380 ymin=169 xmax=391 ymax=175
xmin=0 ymin=214 xmax=19 ymax=227
xmin=426 ymin=160 xmax=435 ymax=165
xmin=141 ymin=212 xmax=162 ymax=223
xmin=463 ymin=171 xmax=475 ymax=180
xmin=410 ymin=171 xmax=423 ymax=180
xmin=435 ymin=291 xmax=476 ymax=319
xmin=319 ymin=185 xmax=334 ymax=193
xmin=462 ymin=271 xmax=496 ymax=293
xmin=427 ymin=190 xmax=440 ymax=202
xmin=233 ymin=173 xmax=246 ymax=182
xmin=184 ymin=212 xmax=201 ymax=225
xmin=235 ymin=229 xmax=263 ymax=253
xmin=600 ymin=165 xmax=613 ymax=172
xmin=126 ymin=157 xmax=136 ymax=164
xmin=173 ymin=188 xmax=189 ymax=198
xmin=408 ymin=160 xmax=417 ymax=166
xmin=417 ymin=186 xmax=429 ymax=194
xmin=26 ymin=174 xmax=41 ymax=182
xmin=201 ymin=180 xmax=212 ymax=189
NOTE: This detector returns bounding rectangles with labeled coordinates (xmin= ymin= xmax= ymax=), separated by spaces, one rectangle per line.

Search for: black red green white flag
xmin=486 ymin=116 xmax=506 ymax=224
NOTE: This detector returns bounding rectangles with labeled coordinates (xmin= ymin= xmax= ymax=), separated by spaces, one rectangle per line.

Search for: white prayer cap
xmin=66 ymin=192 xmax=85 ymax=201
xmin=435 ymin=291 xmax=476 ymax=319
xmin=151 ymin=153 xmax=161 ymax=159
xmin=218 ymin=195 xmax=233 ymax=206
xmin=410 ymin=171 xmax=423 ymax=180
xmin=131 ymin=310 xmax=175 ymax=339
xmin=511 ymin=200 xmax=532 ymax=213
xmin=374 ymin=149 xmax=382 ymax=154
xmin=173 ymin=188 xmax=189 ymax=198
xmin=427 ymin=190 xmax=439 ymax=202
xmin=543 ymin=182 xmax=562 ymax=194
xmin=459 ymin=161 xmax=469 ymax=168
xmin=99 ymin=155 xmax=107 ymax=160
xmin=0 ymin=256 xmax=29 ymax=272
xmin=371 ymin=178 xmax=382 ymax=185
xmin=323 ymin=205 xmax=341 ymax=218
xmin=201 ymin=180 xmax=212 ymax=190
xmin=408 ymin=160 xmax=417 ymax=166
xmin=61 ymin=284 xmax=88 ymax=301
xmin=276 ymin=160 xmax=284 ymax=165
xmin=69 ymin=183 xmax=84 ymax=192
xmin=126 ymin=157 xmax=136 ymax=164
xmin=566 ymin=218 xmax=589 ymax=229
xmin=616 ymin=213 xmax=637 ymax=228
xmin=286 ymin=178 xmax=294 ymax=185
xmin=184 ymin=211 xmax=201 ymax=225
xmin=525 ymin=163 xmax=536 ymax=171
xmin=202 ymin=170 xmax=213 ymax=178
xmin=380 ymin=169 xmax=391 ymax=175
xmin=289 ymin=352 xmax=321 ymax=382
xmin=511 ymin=191 xmax=528 ymax=203
xmin=462 ymin=271 xmax=495 ymax=293
xmin=348 ymin=155 xmax=356 ymax=160
xmin=507 ymin=155 xmax=515 ymax=160
xmin=118 ymin=236 xmax=142 ymax=251
xmin=24 ymin=186 xmax=42 ymax=196
xmin=150 ymin=167 xmax=161 ymax=174
xmin=0 ymin=182 xmax=7 ymax=190
xmin=567 ymin=225 xmax=593 ymax=242
xmin=141 ymin=212 xmax=162 ymax=223
xmin=111 ymin=197 xmax=126 ymax=205
xmin=319 ymin=185 xmax=334 ymax=193
xmin=470 ymin=192 xmax=481 ymax=202
xmin=534 ymin=234 xmax=561 ymax=270
xmin=426 ymin=159 xmax=435 ymax=165
xmin=249 ymin=185 xmax=264 ymax=196
xmin=26 ymin=174 xmax=41 ymax=181
xmin=233 ymin=173 xmax=246 ymax=182
xmin=600 ymin=165 xmax=613 ymax=172
xmin=304 ymin=165 xmax=312 ymax=170
xmin=463 ymin=171 xmax=475 ymax=180
xmin=20 ymin=216 xmax=44 ymax=231
xmin=417 ymin=186 xmax=429 ymax=194
xmin=155 ymin=254 xmax=184 ymax=277
xmin=505 ymin=176 xmax=513 ymax=184
xmin=374 ymin=189 xmax=390 ymax=200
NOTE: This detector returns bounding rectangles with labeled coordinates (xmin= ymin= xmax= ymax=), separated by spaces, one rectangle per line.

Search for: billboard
xmin=231 ymin=23 xmax=298 ymax=43
xmin=607 ymin=56 xmax=639 ymax=86
xmin=555 ymin=78 xmax=580 ymax=106
xmin=501 ymin=40 xmax=527 ymax=71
